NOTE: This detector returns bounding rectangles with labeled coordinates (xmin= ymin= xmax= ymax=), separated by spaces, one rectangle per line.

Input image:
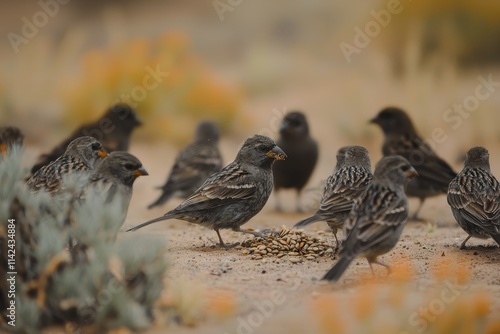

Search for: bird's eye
xmin=258 ymin=144 xmax=268 ymax=152
xmin=124 ymin=163 xmax=135 ymax=170
xmin=91 ymin=142 xmax=100 ymax=150
xmin=401 ymin=165 xmax=410 ymax=172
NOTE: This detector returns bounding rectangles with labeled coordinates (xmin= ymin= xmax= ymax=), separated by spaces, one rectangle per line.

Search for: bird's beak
xmin=406 ymin=166 xmax=418 ymax=178
xmin=98 ymin=149 xmax=108 ymax=158
xmin=369 ymin=116 xmax=379 ymax=124
xmin=266 ymin=146 xmax=287 ymax=160
xmin=135 ymin=116 xmax=143 ymax=126
xmin=0 ymin=143 xmax=6 ymax=156
xmin=133 ymin=166 xmax=149 ymax=176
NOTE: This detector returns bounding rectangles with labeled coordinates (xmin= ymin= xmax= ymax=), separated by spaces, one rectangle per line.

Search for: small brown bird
xmin=447 ymin=147 xmax=500 ymax=249
xmin=26 ymin=136 xmax=108 ymax=195
xmin=323 ymin=156 xmax=417 ymax=282
xmin=273 ymin=111 xmax=318 ymax=212
xmin=30 ymin=103 xmax=141 ymax=175
xmin=370 ymin=107 xmax=456 ymax=220
xmin=148 ymin=121 xmax=223 ymax=209
xmin=0 ymin=126 xmax=24 ymax=156
xmin=294 ymin=146 xmax=372 ymax=247
xmin=82 ymin=151 xmax=148 ymax=228
xmin=127 ymin=135 xmax=286 ymax=248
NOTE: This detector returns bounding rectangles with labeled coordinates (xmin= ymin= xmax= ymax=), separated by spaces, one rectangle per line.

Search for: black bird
xmin=30 ymin=103 xmax=141 ymax=175
xmin=294 ymin=146 xmax=372 ymax=247
xmin=26 ymin=136 xmax=108 ymax=195
xmin=370 ymin=107 xmax=456 ymax=220
xmin=0 ymin=126 xmax=24 ymax=156
xmin=273 ymin=111 xmax=318 ymax=212
xmin=148 ymin=121 xmax=223 ymax=209
xmin=323 ymin=156 xmax=417 ymax=282
xmin=447 ymin=147 xmax=500 ymax=249
xmin=126 ymin=135 xmax=287 ymax=248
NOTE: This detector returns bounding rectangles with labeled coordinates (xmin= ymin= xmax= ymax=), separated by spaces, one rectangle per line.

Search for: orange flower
xmin=486 ymin=320 xmax=500 ymax=334
xmin=205 ymin=289 xmax=237 ymax=319
xmin=353 ymin=284 xmax=376 ymax=319
xmin=311 ymin=294 xmax=345 ymax=334
xmin=63 ymin=33 xmax=242 ymax=142
xmin=471 ymin=292 xmax=491 ymax=318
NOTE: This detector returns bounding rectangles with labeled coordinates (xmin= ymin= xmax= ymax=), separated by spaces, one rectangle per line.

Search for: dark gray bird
xmin=294 ymin=146 xmax=372 ymax=247
xmin=273 ymin=111 xmax=318 ymax=212
xmin=26 ymin=136 xmax=108 ymax=195
xmin=148 ymin=121 xmax=223 ymax=209
xmin=323 ymin=156 xmax=417 ymax=282
xmin=30 ymin=103 xmax=141 ymax=175
xmin=447 ymin=147 xmax=500 ymax=249
xmin=370 ymin=107 xmax=456 ymax=220
xmin=127 ymin=135 xmax=287 ymax=248
xmin=0 ymin=126 xmax=24 ymax=156
xmin=81 ymin=151 xmax=148 ymax=227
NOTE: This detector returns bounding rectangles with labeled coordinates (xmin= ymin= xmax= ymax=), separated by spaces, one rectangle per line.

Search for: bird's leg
xmin=460 ymin=235 xmax=471 ymax=250
xmin=327 ymin=223 xmax=341 ymax=251
xmin=410 ymin=198 xmax=426 ymax=221
xmin=368 ymin=261 xmax=375 ymax=277
xmin=367 ymin=258 xmax=391 ymax=277
xmin=333 ymin=231 xmax=339 ymax=250
xmin=214 ymin=229 xmax=239 ymax=249
xmin=215 ymin=229 xmax=226 ymax=247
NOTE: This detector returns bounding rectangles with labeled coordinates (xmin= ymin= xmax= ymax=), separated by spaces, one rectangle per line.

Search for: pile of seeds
xmin=240 ymin=228 xmax=335 ymax=262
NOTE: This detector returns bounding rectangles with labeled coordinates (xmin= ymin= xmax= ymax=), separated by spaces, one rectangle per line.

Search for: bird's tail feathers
xmin=125 ymin=213 xmax=174 ymax=232
xmin=293 ymin=215 xmax=321 ymax=229
xmin=491 ymin=233 xmax=500 ymax=247
xmin=322 ymin=256 xmax=353 ymax=282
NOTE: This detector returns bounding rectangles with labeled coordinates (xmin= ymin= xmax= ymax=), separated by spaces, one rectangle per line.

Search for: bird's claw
xmin=219 ymin=241 xmax=240 ymax=249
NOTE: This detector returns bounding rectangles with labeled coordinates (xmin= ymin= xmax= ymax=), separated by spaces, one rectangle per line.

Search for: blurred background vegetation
xmin=0 ymin=0 xmax=499 ymax=150
xmin=2 ymin=1 xmax=500 ymax=332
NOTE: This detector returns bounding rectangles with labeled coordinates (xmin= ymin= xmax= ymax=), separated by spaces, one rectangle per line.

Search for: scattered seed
xmin=240 ymin=228 xmax=333 ymax=260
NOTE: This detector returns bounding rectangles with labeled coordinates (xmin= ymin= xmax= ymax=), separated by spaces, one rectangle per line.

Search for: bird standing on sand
xmin=370 ymin=107 xmax=456 ymax=220
xmin=127 ymin=135 xmax=287 ymax=248
xmin=323 ymin=156 xmax=417 ymax=282
xmin=447 ymin=147 xmax=500 ymax=249
xmin=30 ymin=103 xmax=141 ymax=175
xmin=273 ymin=111 xmax=318 ymax=212
xmin=294 ymin=146 xmax=372 ymax=247
xmin=148 ymin=121 xmax=223 ymax=209
xmin=26 ymin=136 xmax=108 ymax=195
